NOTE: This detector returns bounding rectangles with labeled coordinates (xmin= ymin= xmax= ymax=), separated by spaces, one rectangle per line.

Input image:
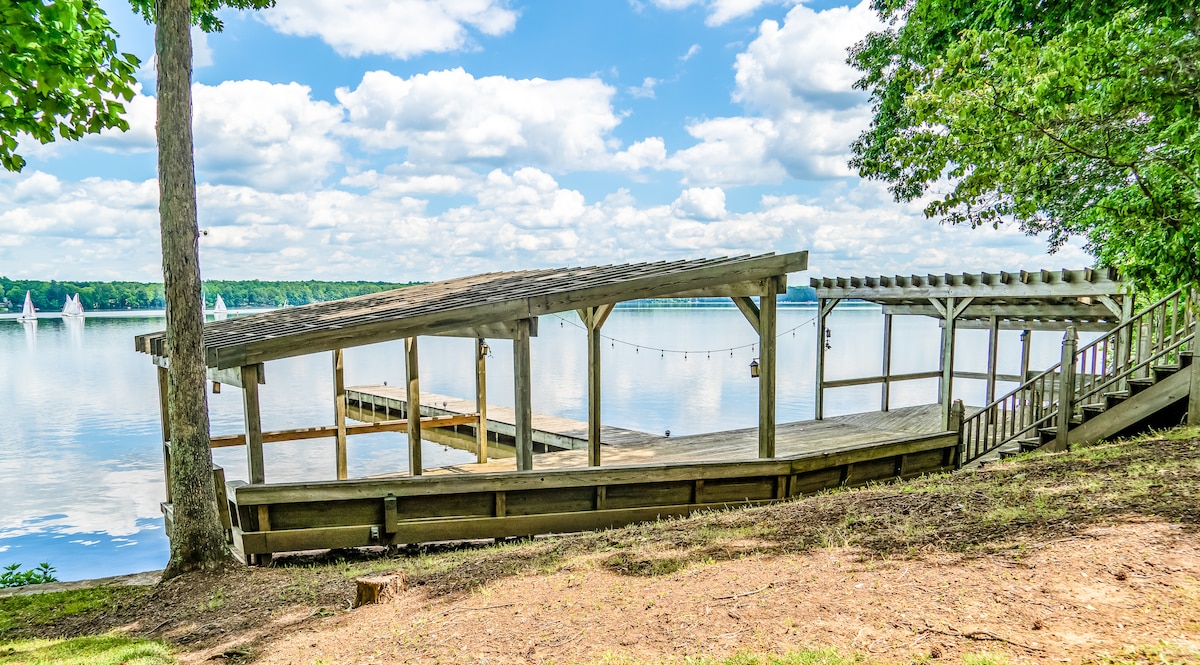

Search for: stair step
xmin=1017 ymin=438 xmax=1043 ymax=453
xmin=1152 ymin=364 xmax=1181 ymax=380
xmin=1104 ymin=390 xmax=1131 ymax=407
xmin=1128 ymin=376 xmax=1156 ymax=394
xmin=1079 ymin=402 xmax=1106 ymax=422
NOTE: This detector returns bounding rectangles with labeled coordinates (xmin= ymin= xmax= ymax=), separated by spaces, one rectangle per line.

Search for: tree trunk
xmin=156 ymin=0 xmax=227 ymax=578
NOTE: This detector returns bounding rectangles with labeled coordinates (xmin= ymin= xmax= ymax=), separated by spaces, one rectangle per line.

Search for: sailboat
xmin=213 ymin=294 xmax=228 ymax=321
xmin=61 ymin=293 xmax=85 ymax=318
xmin=17 ymin=291 xmax=37 ymax=321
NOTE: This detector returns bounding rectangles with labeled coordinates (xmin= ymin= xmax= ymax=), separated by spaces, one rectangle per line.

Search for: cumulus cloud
xmin=649 ymin=0 xmax=783 ymax=26
xmin=664 ymin=1 xmax=883 ymax=184
xmin=0 ymin=165 xmax=1090 ymax=282
xmin=672 ymin=187 xmax=727 ymax=220
xmin=337 ymin=69 xmax=622 ymax=172
xmin=260 ymin=0 xmax=518 ymax=59
xmin=192 ymin=81 xmax=344 ymax=192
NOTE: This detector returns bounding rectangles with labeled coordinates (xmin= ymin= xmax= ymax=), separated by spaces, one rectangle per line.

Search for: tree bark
xmin=156 ymin=0 xmax=227 ymax=579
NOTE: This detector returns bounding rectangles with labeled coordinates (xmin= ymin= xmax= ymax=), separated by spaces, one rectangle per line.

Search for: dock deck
xmin=347 ymin=384 xmax=960 ymax=474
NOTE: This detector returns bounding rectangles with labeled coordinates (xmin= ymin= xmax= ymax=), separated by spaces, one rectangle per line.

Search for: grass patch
xmin=0 ymin=634 xmax=173 ymax=664
xmin=0 ymin=586 xmax=149 ymax=638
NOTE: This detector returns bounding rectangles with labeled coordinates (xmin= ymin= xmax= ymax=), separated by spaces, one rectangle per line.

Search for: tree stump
xmin=353 ymin=573 xmax=406 ymax=608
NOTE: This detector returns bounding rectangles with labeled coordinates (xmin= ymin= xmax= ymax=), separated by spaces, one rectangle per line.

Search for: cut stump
xmin=353 ymin=573 xmax=406 ymax=608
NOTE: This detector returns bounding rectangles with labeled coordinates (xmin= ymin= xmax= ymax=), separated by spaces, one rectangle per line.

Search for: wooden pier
xmin=345 ymin=385 xmax=660 ymax=455
xmin=136 ymin=254 xmax=1196 ymax=564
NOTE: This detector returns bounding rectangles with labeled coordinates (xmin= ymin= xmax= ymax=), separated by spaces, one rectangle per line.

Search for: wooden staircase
xmin=960 ymin=289 xmax=1197 ymax=466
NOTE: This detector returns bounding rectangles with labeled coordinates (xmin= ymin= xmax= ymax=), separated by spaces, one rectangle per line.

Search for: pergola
xmin=811 ymin=268 xmax=1129 ymax=428
xmin=136 ymin=252 xmax=809 ymax=487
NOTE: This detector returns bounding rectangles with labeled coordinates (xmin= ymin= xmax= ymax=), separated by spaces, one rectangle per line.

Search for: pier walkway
xmin=348 ymin=383 xmax=963 ymax=473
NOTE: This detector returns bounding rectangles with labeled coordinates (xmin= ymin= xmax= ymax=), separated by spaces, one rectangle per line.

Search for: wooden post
xmin=332 ymin=349 xmax=348 ymax=480
xmin=949 ymin=399 xmax=965 ymax=468
xmin=406 ymin=337 xmax=422 ymax=476
xmin=758 ymin=279 xmax=777 ymax=458
xmin=1136 ymin=323 xmax=1151 ymax=379
xmin=1019 ymin=329 xmax=1032 ymax=382
xmin=513 ymin=318 xmax=533 ymax=471
xmin=1117 ymin=296 xmax=1135 ymax=390
xmin=939 ymin=298 xmax=957 ymax=430
xmin=985 ymin=316 xmax=1000 ymax=405
xmin=1189 ymin=349 xmax=1200 ymax=426
xmin=815 ymin=298 xmax=827 ymax=420
xmin=475 ymin=338 xmax=489 ymax=464
xmin=881 ymin=313 xmax=893 ymax=411
xmin=240 ymin=364 xmax=265 ymax=484
xmin=1053 ymin=327 xmax=1078 ymax=452
xmin=156 ymin=365 xmax=172 ymax=503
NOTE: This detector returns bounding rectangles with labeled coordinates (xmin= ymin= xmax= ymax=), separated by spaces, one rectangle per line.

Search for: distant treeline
xmin=0 ymin=278 xmax=418 ymax=312
xmin=2 ymin=278 xmax=817 ymax=312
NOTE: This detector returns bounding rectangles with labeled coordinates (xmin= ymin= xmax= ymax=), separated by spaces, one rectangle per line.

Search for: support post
xmin=1188 ymin=344 xmax=1200 ymax=426
xmin=332 ymin=349 xmax=348 ymax=480
xmin=475 ymin=338 xmax=489 ymax=464
xmin=985 ymin=316 xmax=1000 ymax=405
xmin=881 ymin=313 xmax=893 ymax=411
xmin=513 ymin=318 xmax=533 ymax=471
xmin=949 ymin=399 xmax=965 ymax=467
xmin=1117 ymin=296 xmax=1135 ymax=389
xmin=758 ymin=279 xmax=778 ymax=458
xmin=240 ymin=364 xmax=265 ymax=484
xmin=406 ymin=337 xmax=422 ymax=476
xmin=815 ymin=298 xmax=828 ymax=420
xmin=156 ymin=365 xmax=172 ymax=502
xmin=1053 ymin=327 xmax=1078 ymax=452
xmin=939 ymin=298 xmax=957 ymax=430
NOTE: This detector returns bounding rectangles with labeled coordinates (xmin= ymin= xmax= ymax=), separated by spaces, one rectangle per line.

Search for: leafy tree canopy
xmin=849 ymin=0 xmax=1200 ymax=292
xmin=0 ymin=0 xmax=140 ymax=171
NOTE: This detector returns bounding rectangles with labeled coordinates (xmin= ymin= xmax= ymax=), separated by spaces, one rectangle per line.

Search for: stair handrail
xmin=960 ymin=288 xmax=1193 ymax=466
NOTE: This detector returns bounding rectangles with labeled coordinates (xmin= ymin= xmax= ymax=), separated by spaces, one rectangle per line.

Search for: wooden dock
xmin=347 ymin=385 xmax=958 ymax=473
xmin=346 ymin=385 xmax=660 ymax=454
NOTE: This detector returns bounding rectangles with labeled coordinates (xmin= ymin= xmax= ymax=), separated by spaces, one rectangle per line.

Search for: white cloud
xmin=337 ymin=69 xmax=622 ymax=172
xmin=192 ymin=81 xmax=344 ymax=192
xmin=627 ymin=77 xmax=659 ymax=99
xmin=733 ymin=1 xmax=880 ymax=112
xmin=681 ymin=44 xmax=701 ymax=61
xmin=650 ymin=0 xmax=784 ymax=26
xmin=664 ymin=1 xmax=882 ymax=184
xmin=672 ymin=187 xmax=727 ymax=220
xmin=667 ymin=117 xmax=787 ymax=185
xmin=260 ymin=0 xmax=518 ymax=59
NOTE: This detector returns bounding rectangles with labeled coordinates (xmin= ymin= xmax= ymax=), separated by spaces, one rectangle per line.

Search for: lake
xmin=0 ymin=305 xmax=1073 ymax=581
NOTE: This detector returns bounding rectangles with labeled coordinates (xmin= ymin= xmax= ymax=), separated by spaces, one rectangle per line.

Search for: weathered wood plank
xmin=241 ymin=364 xmax=265 ymax=484
xmin=406 ymin=337 xmax=422 ymax=476
xmin=333 ymin=349 xmax=348 ymax=480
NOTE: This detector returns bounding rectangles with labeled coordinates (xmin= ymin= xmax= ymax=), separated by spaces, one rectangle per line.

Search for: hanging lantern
xmin=479 ymin=340 xmax=490 ymax=358
xmin=749 ymin=358 xmax=760 ymax=378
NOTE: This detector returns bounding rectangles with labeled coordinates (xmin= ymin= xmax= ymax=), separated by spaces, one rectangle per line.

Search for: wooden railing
xmin=960 ymin=289 xmax=1195 ymax=465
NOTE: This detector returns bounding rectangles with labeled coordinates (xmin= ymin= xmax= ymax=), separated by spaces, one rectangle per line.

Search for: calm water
xmin=0 ymin=306 xmax=1074 ymax=581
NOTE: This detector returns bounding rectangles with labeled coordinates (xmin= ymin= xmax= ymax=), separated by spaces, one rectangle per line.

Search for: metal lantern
xmin=479 ymin=340 xmax=490 ymax=357
xmin=749 ymin=358 xmax=760 ymax=378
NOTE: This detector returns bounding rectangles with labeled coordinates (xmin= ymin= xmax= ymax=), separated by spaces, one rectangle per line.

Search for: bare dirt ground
xmin=7 ymin=432 xmax=1200 ymax=664
xmin=230 ymin=522 xmax=1200 ymax=665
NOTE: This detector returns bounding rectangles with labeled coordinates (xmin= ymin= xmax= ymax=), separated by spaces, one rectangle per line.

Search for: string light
xmin=549 ymin=311 xmax=818 ymax=357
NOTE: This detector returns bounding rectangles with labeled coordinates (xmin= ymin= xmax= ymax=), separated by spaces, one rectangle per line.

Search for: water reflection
xmin=0 ymin=306 xmax=1080 ymax=581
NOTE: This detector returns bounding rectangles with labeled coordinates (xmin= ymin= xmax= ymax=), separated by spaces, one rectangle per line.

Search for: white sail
xmin=18 ymin=291 xmax=36 ymax=321
xmin=213 ymin=294 xmax=228 ymax=321
xmin=61 ymin=293 xmax=85 ymax=318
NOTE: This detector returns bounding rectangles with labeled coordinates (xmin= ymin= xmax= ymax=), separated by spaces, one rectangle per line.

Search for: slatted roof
xmin=812 ymin=268 xmax=1127 ymax=330
xmin=137 ymin=252 xmax=808 ymax=370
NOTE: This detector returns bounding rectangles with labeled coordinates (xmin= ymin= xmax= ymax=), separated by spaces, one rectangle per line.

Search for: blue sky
xmin=0 ymin=0 xmax=1090 ymax=282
